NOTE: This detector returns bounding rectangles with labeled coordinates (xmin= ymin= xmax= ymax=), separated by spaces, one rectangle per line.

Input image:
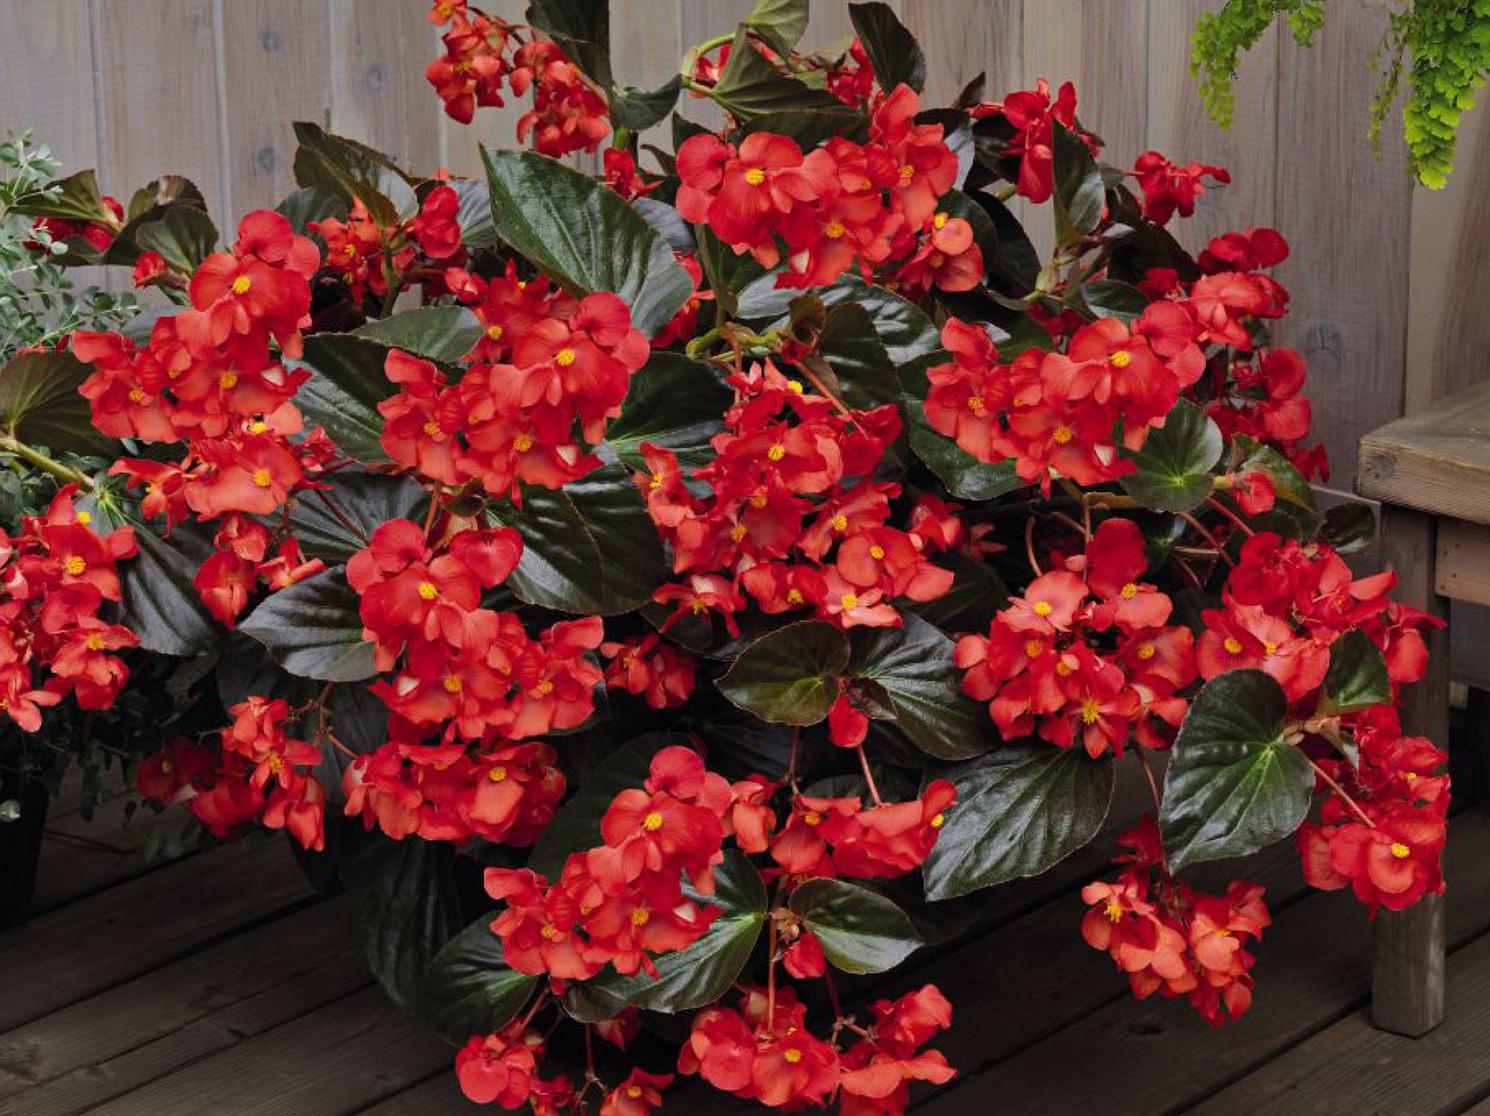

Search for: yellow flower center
xmin=1032 ymin=601 xmax=1052 ymax=617
xmin=730 ymin=523 xmax=748 ymax=542
xmin=767 ymin=443 xmax=787 ymax=462
xmin=443 ymin=674 xmax=462 ymax=693
xmin=76 ymin=510 xmax=91 ymax=525
xmin=933 ymin=212 xmax=948 ymax=230
xmin=627 ymin=1086 xmax=644 ymax=1099
xmin=649 ymin=471 xmax=665 ymax=490
xmin=161 ymin=758 xmax=173 ymax=774
xmin=930 ymin=812 xmax=945 ymax=829
xmin=251 ymin=468 xmax=273 ymax=488
xmin=744 ymin=167 xmax=767 ymax=186
xmin=1104 ymin=899 xmax=1124 ymax=923
xmin=488 ymin=766 xmax=508 ymax=782
xmin=642 ymin=811 xmax=664 ymax=832
xmin=897 ymin=164 xmax=915 ymax=185
xmin=418 ymin=581 xmax=439 ymax=600
xmin=1109 ymin=349 xmax=1132 ymax=369
xmin=540 ymin=924 xmax=560 ymax=940
xmin=783 ymin=1049 xmax=803 ymax=1065
xmin=869 ymin=544 xmax=885 ymax=560
xmin=786 ymin=588 xmax=804 ymax=605
xmin=831 ymin=513 xmax=848 ymax=532
xmin=967 ymin=395 xmax=986 ymax=415
xmin=630 ymin=909 xmax=650 ymax=927
xmin=786 ymin=379 xmax=804 ymax=393
xmin=1120 ymin=582 xmax=1139 ymax=600
xmin=249 ymin=420 xmax=268 ymax=434
xmin=63 ymin=555 xmax=87 ymax=576
xmin=486 ymin=324 xmax=504 ymax=341
xmin=1025 ymin=639 xmax=1044 ymax=658
xmin=824 ymin=219 xmax=847 ymax=240
xmin=1081 ymin=697 xmax=1101 ymax=725
xmin=512 ymin=433 xmax=534 ymax=453
xmin=85 ymin=634 xmax=106 ymax=652
xmin=1051 ymin=425 xmax=1074 ymax=445
xmin=231 ymin=275 xmax=252 ymax=295
xmin=1136 ymin=642 xmax=1156 ymax=661
xmin=423 ymin=420 xmax=441 ymax=437
xmin=555 ymin=347 xmax=577 ymax=367
xmin=1223 ymin=636 xmax=1244 ymax=655
xmin=748 ymin=491 xmax=767 ymax=508
xmin=1263 ymin=640 xmax=1278 ymax=656
xmin=840 ymin=592 xmax=859 ymax=610
xmin=129 ymin=387 xmax=147 ymax=403
xmin=533 ymin=679 xmax=555 ymax=696
xmin=219 ymin=371 xmax=238 ymax=390
xmin=1390 ymin=842 xmax=1411 ymax=859
xmin=1056 ymin=661 xmax=1074 ymax=677
xmin=803 ymin=811 xmax=822 ymax=826
xmin=1403 ymin=771 xmax=1419 ymax=783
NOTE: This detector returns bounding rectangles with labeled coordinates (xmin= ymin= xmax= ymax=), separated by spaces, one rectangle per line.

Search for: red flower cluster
xmin=309 ymin=186 xmax=463 ymax=305
xmin=924 ymin=309 xmax=1204 ymax=494
xmin=0 ymin=488 xmax=138 ymax=730
xmin=137 ymin=697 xmax=327 ymax=851
xmin=826 ymin=39 xmax=876 ymax=110
xmin=956 ymin=517 xmax=1195 ymax=756
xmin=600 ymin=634 xmax=696 ymax=710
xmin=27 ymin=194 xmax=122 ymax=254
xmin=1132 ymin=151 xmax=1230 ymax=226
xmin=769 ymin=781 xmax=956 ymax=880
xmin=679 ymin=983 xmax=954 ymax=1113
xmin=381 ymin=286 xmax=648 ymax=500
xmin=972 ymin=79 xmax=1086 ymax=203
xmin=641 ymin=359 xmax=952 ymax=633
xmin=675 ymin=85 xmax=970 ymax=290
xmin=1299 ymin=705 xmax=1450 ymax=912
xmin=426 ymin=1 xmax=608 ymax=157
xmin=1082 ymin=818 xmax=1270 ymax=1026
xmin=484 ymin=746 xmax=732 ymax=980
xmin=455 ymin=1021 xmax=573 ymax=1110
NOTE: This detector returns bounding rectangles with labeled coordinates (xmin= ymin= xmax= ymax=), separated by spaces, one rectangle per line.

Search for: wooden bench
xmin=1359 ymin=380 xmax=1490 ymax=1036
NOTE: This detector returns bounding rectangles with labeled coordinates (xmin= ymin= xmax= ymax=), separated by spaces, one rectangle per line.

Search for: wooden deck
xmin=5 ymin=772 xmax=1490 ymax=1116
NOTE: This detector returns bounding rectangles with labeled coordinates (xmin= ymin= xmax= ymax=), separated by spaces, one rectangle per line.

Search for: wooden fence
xmin=2 ymin=0 xmax=1485 ymax=482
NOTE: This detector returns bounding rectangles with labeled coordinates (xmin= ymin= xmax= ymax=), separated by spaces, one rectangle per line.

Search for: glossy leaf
xmin=1160 ymin=669 xmax=1313 ymax=871
xmin=907 ymin=549 xmax=1008 ymax=633
xmin=631 ymin=197 xmax=695 ymax=254
xmin=849 ymin=2 xmax=926 ymax=92
xmin=1052 ymin=121 xmax=1103 ymax=244
xmin=1321 ymin=630 xmax=1391 ymax=715
xmin=1120 ymin=398 xmax=1223 ymax=512
xmin=711 ymin=27 xmax=844 ymax=119
xmin=717 ymin=621 xmax=851 ymax=726
xmin=789 ymin=877 xmax=923 ymax=974
xmin=921 ymin=745 xmax=1115 ymax=899
xmin=421 ymin=919 xmax=540 ymax=1044
xmin=119 ymin=522 xmax=220 ymax=657
xmin=276 ymin=186 xmax=349 ymax=235
xmin=0 ymin=350 xmax=116 ymax=455
xmin=488 ymin=465 xmax=667 ymax=615
xmin=294 ymin=335 xmax=400 ymax=462
xmin=905 ymin=403 xmax=1024 ymax=502
xmin=239 ymin=566 xmax=377 ymax=682
xmin=739 ymin=107 xmax=869 ymax=148
xmin=481 ymin=148 xmax=692 ymax=336
xmin=605 ymin=352 xmax=731 ymax=472
xmin=818 ymin=303 xmax=902 ymax=409
xmin=13 ymin=169 xmax=109 ymax=223
xmin=353 ymin=306 xmax=482 ymax=363
xmin=746 ymin=0 xmax=811 ymax=56
xmin=292 ymin=121 xmax=414 ymax=227
xmin=736 ymin=274 xmax=941 ymax=366
xmin=610 ymin=77 xmax=683 ymax=131
xmin=847 ymin=613 xmax=992 ymax=760
xmin=526 ymin=0 xmax=612 ymax=86
xmin=344 ymin=837 xmax=462 ymax=1010
xmin=1231 ymin=434 xmax=1315 ymax=514
xmin=287 ymin=472 xmax=426 ymax=564
xmin=1079 ymin=278 xmax=1149 ymax=324
xmin=1318 ymin=501 xmax=1376 ymax=554
xmin=132 ymin=205 xmax=219 ymax=272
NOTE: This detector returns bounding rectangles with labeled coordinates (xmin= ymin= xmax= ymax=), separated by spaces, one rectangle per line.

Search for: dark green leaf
xmin=488 ymin=464 xmax=667 ymax=615
xmin=1052 ymin=121 xmax=1103 ymax=243
xmin=447 ymin=179 xmax=497 ymax=248
xmin=740 ymin=108 xmax=869 ymax=148
xmin=482 ymin=148 xmax=692 ymax=337
xmin=526 ymin=0 xmax=612 ymax=86
xmin=276 ymin=186 xmax=349 ymax=235
xmin=1322 ymin=630 xmax=1391 ymax=715
xmin=905 ymin=404 xmax=1024 ymax=501
xmin=1160 ymin=669 xmax=1313 ymax=871
xmin=287 ymin=472 xmax=427 ymax=564
xmin=631 ymin=197 xmax=695 ymax=254
xmin=746 ymin=0 xmax=811 ymax=56
xmin=344 ymin=837 xmax=462 ymax=1010
xmin=353 ymin=306 xmax=482 ymax=363
xmin=735 ymin=274 xmax=940 ymax=365
xmin=294 ymin=336 xmax=400 ymax=462
xmin=717 ymin=620 xmax=851 ymax=726
xmin=119 ymin=523 xmax=220 ymax=657
xmin=712 ymin=27 xmax=844 ymax=119
xmin=695 ymin=225 xmax=765 ymax=318
xmin=789 ymin=877 xmax=922 ymax=973
xmin=605 ymin=352 xmax=730 ymax=472
xmin=572 ymin=851 xmax=767 ymax=1014
xmin=13 ymin=169 xmax=109 ymax=222
xmin=1078 ymin=278 xmax=1148 ymax=324
xmin=421 ymin=919 xmax=541 ymax=1044
xmin=610 ymin=77 xmax=683 ymax=131
xmin=981 ymin=191 xmax=1041 ymax=291
xmin=1317 ymin=500 xmax=1376 ymax=554
xmin=1231 ymin=434 xmax=1315 ymax=515
xmin=848 ymin=2 xmax=926 ymax=92
xmin=848 ymin=613 xmax=991 ymax=760
xmin=818 ymin=303 xmax=902 ymax=409
xmin=0 ymin=350 xmax=116 ymax=455
xmin=125 ymin=174 xmax=205 ymax=220
xmin=239 ymin=566 xmax=376 ymax=682
xmin=292 ymin=121 xmax=414 ymax=227
xmin=907 ymin=548 xmax=1008 ymax=633
xmin=131 ymin=205 xmax=219 ymax=272
xmin=922 ymin=745 xmax=1114 ymax=899
xmin=1120 ymin=398 xmax=1223 ymax=512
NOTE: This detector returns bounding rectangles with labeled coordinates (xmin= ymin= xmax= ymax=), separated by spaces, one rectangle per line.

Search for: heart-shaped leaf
xmin=482 ymin=148 xmax=692 ymax=337
xmin=0 ymin=350 xmax=116 ymax=455
xmin=488 ymin=465 xmax=667 ymax=615
xmin=287 ymin=472 xmax=427 ymax=564
xmin=1120 ymin=398 xmax=1223 ymax=512
xmin=789 ymin=877 xmax=922 ymax=973
xmin=605 ymin=352 xmax=731 ymax=472
xmin=1160 ymin=669 xmax=1313 ymax=871
xmin=353 ymin=306 xmax=482 ymax=363
xmin=848 ymin=2 xmax=926 ymax=93
xmin=847 ymin=613 xmax=992 ymax=760
xmin=421 ymin=919 xmax=541 ymax=1044
xmin=921 ymin=744 xmax=1115 ymax=900
xmin=132 ymin=205 xmax=219 ymax=272
xmin=1078 ymin=278 xmax=1149 ymax=324
xmin=239 ymin=566 xmax=376 ymax=682
xmin=736 ymin=274 xmax=940 ymax=366
xmin=717 ymin=621 xmax=851 ymax=726
xmin=294 ymin=336 xmax=401 ymax=462
xmin=276 ymin=186 xmax=349 ymax=235
xmin=1321 ymin=630 xmax=1391 ymax=715
xmin=569 ymin=851 xmax=767 ymax=1015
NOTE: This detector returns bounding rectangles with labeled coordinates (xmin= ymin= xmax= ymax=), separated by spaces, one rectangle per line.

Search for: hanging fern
xmin=1192 ymin=0 xmax=1490 ymax=188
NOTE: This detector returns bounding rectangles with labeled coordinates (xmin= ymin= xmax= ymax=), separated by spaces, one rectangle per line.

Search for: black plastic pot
xmin=0 ymin=772 xmax=49 ymax=926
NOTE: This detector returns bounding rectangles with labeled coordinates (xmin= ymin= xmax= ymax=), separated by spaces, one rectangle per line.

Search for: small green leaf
xmin=276 ymin=186 xmax=349 ymax=235
xmin=482 ymin=148 xmax=692 ymax=337
xmin=239 ymin=566 xmax=376 ymax=682
xmin=488 ymin=464 xmax=668 ymax=615
xmin=13 ymin=169 xmax=109 ymax=223
xmin=746 ymin=0 xmax=811 ymax=56
xmin=605 ymin=352 xmax=730 ymax=472
xmin=1078 ymin=278 xmax=1148 ymax=324
xmin=1052 ymin=121 xmax=1103 ymax=243
xmin=1120 ymin=398 xmax=1223 ymax=512
xmin=610 ymin=77 xmax=683 ymax=131
xmin=0 ymin=350 xmax=116 ymax=455
xmin=922 ymin=745 xmax=1114 ymax=900
xmin=717 ymin=621 xmax=851 ymax=726
xmin=848 ymin=613 xmax=991 ymax=760
xmin=789 ymin=877 xmax=922 ymax=974
xmin=1321 ymin=630 xmax=1391 ymax=715
xmin=739 ymin=107 xmax=869 ymax=148
xmin=353 ymin=306 xmax=482 ymax=363
xmin=711 ymin=27 xmax=844 ymax=119
xmin=421 ymin=919 xmax=540 ymax=1044
xmin=1160 ymin=669 xmax=1314 ymax=871
xmin=848 ymin=2 xmax=927 ymax=93
xmin=132 ymin=206 xmax=219 ymax=272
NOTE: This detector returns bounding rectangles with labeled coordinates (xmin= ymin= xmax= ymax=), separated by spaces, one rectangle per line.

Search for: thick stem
xmin=0 ymin=435 xmax=91 ymax=489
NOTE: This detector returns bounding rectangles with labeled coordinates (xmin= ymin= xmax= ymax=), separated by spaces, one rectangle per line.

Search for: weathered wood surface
xmin=1358 ymin=380 xmax=1490 ymax=526
xmin=1436 ymin=520 xmax=1490 ymax=608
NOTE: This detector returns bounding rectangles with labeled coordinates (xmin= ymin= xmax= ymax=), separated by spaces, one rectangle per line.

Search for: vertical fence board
xmin=219 ymin=0 xmax=332 ymax=215
xmin=1022 ymin=0 xmax=1147 ymax=160
xmin=902 ymin=0 xmax=1020 ymax=108
xmin=0 ymin=0 xmax=99 ymax=173
xmin=1274 ymin=1 xmax=1412 ymax=485
xmin=91 ymin=0 xmax=226 ymax=219
xmin=435 ymin=0 xmax=525 ymax=178
xmin=329 ymin=0 xmax=441 ymax=177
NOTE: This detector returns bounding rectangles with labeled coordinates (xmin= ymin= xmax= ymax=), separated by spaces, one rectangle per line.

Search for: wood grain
xmin=0 ymin=0 xmax=98 ymax=171
xmin=1357 ymin=379 xmax=1490 ymax=525
xmin=1436 ymin=520 xmax=1490 ymax=608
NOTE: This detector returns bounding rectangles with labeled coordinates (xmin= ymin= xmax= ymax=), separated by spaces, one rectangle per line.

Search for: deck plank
xmin=86 ymin=985 xmax=449 ymax=1116
xmin=32 ymin=797 xmax=194 ymax=914
xmin=0 ymin=899 xmax=364 ymax=1116
xmin=0 ymin=838 xmax=311 ymax=1032
xmin=911 ymin=812 xmax=1490 ymax=1116
xmin=1183 ymin=928 xmax=1490 ymax=1116
xmin=356 ymin=1073 xmax=475 ymax=1114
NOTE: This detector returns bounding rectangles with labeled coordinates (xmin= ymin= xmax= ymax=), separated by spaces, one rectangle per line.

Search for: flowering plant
xmin=6 ymin=0 xmax=1448 ymax=1111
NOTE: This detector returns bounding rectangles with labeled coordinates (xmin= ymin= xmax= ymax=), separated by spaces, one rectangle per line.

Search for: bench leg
xmin=1371 ymin=505 xmax=1450 ymax=1036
